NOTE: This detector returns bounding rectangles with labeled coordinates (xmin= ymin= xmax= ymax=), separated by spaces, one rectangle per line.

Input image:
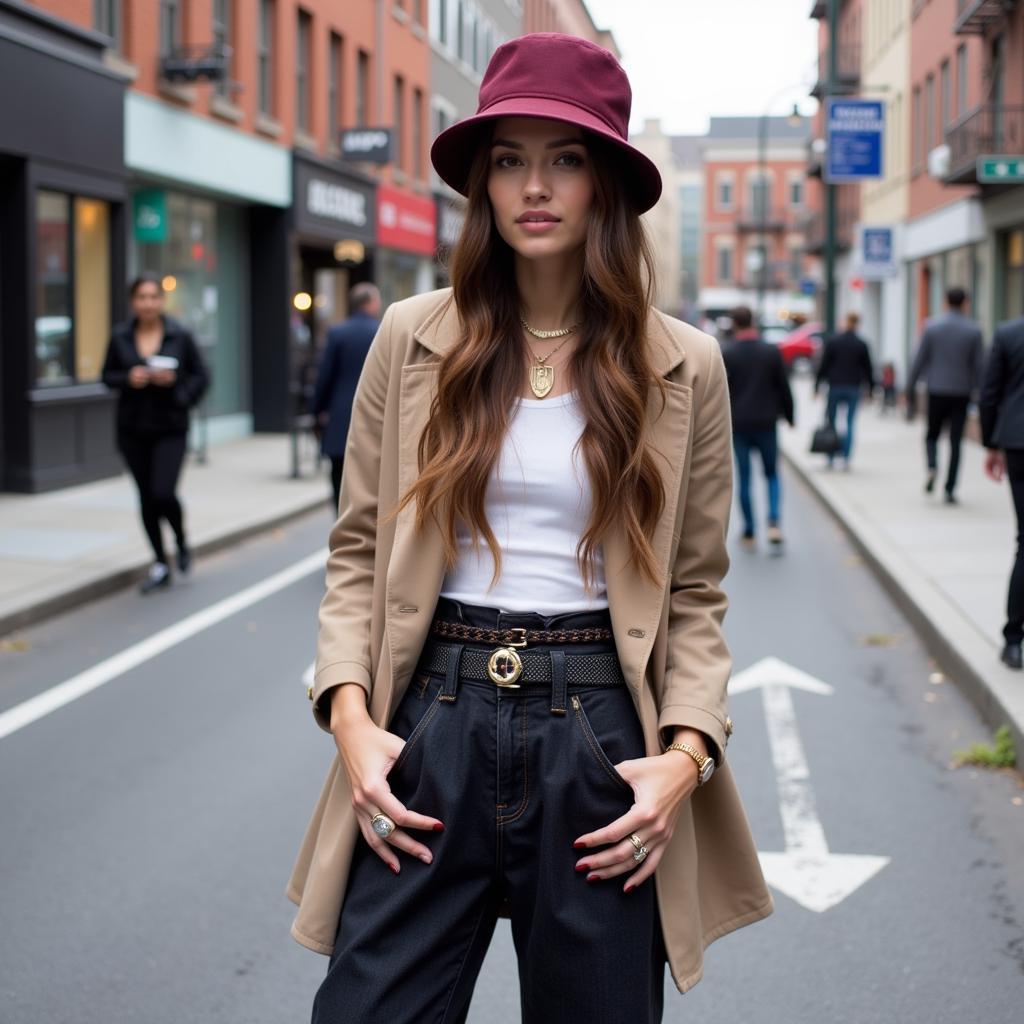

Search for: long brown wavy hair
xmin=381 ymin=129 xmax=668 ymax=593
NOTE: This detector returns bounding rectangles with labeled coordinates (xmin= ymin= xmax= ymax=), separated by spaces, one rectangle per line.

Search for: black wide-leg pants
xmin=311 ymin=597 xmax=666 ymax=1024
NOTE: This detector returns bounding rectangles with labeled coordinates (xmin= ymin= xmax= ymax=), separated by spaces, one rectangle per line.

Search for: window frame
xmin=258 ymin=0 xmax=276 ymax=117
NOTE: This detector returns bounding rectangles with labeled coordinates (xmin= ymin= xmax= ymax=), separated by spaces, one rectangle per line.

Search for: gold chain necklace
xmin=520 ymin=317 xmax=578 ymax=398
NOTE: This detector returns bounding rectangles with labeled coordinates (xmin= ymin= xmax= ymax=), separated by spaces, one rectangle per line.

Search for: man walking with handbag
xmin=722 ymin=305 xmax=795 ymax=551
xmin=906 ymin=286 xmax=983 ymax=504
xmin=814 ymin=312 xmax=875 ymax=470
xmin=980 ymin=310 xmax=1024 ymax=669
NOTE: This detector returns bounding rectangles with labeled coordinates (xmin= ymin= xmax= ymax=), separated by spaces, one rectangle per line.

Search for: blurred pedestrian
xmin=814 ymin=312 xmax=875 ymax=470
xmin=979 ymin=311 xmax=1024 ymax=669
xmin=312 ymin=282 xmax=382 ymax=510
xmin=906 ymin=286 xmax=983 ymax=504
xmin=722 ymin=305 xmax=794 ymax=551
xmin=295 ymin=33 xmax=770 ymax=1024
xmin=102 ymin=273 xmax=209 ymax=593
xmin=880 ymin=361 xmax=898 ymax=414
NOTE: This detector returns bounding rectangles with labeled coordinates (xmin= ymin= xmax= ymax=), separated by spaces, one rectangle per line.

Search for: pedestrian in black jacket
xmin=907 ymin=286 xmax=983 ymax=503
xmin=979 ymin=313 xmax=1024 ymax=669
xmin=102 ymin=273 xmax=209 ymax=593
xmin=312 ymin=282 xmax=382 ymax=510
xmin=814 ymin=312 xmax=875 ymax=469
xmin=722 ymin=305 xmax=794 ymax=551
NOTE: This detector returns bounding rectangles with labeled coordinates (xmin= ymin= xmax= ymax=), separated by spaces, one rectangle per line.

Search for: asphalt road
xmin=1 ymin=466 xmax=1022 ymax=1023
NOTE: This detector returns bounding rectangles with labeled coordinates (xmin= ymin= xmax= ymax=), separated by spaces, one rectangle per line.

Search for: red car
xmin=771 ymin=322 xmax=825 ymax=372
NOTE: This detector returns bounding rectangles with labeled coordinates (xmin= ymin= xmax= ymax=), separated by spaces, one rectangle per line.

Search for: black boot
xmin=1000 ymin=643 xmax=1022 ymax=670
xmin=177 ymin=545 xmax=192 ymax=575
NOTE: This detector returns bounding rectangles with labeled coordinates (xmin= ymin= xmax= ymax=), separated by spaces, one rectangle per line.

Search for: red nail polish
xmin=575 ymin=863 xmax=589 ymax=873
xmin=624 ymin=884 xmax=634 ymax=894
xmin=573 ymin=840 xmax=587 ymax=849
xmin=586 ymin=873 xmax=599 ymax=883
xmin=389 ymin=864 xmax=400 ymax=875
xmin=433 ymin=823 xmax=445 ymax=833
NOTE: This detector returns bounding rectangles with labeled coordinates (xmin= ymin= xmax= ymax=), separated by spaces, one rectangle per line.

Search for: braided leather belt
xmin=430 ymin=619 xmax=614 ymax=645
xmin=420 ymin=640 xmax=626 ymax=688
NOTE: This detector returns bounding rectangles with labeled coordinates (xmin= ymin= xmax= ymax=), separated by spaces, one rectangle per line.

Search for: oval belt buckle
xmin=487 ymin=627 xmax=527 ymax=687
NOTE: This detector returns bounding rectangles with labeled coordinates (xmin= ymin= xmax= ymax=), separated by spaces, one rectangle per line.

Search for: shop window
xmin=34 ymin=191 xmax=112 ymax=387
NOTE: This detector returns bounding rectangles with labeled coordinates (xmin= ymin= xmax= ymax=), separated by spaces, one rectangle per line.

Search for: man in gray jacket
xmin=906 ymin=286 xmax=983 ymax=504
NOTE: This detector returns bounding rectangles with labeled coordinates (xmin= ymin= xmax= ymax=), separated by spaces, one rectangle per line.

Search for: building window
xmin=34 ymin=191 xmax=111 ymax=387
xmin=296 ymin=9 xmax=312 ymax=133
xmin=716 ymin=176 xmax=734 ymax=210
xmin=940 ymin=59 xmax=950 ymax=134
xmin=716 ymin=245 xmax=733 ymax=283
xmin=212 ymin=0 xmax=233 ymax=98
xmin=329 ymin=33 xmax=343 ymax=143
xmin=438 ymin=0 xmax=449 ymax=45
xmin=160 ymin=0 xmax=181 ymax=56
xmin=413 ymin=0 xmax=424 ymax=24
xmin=748 ymin=176 xmax=769 ymax=220
xmin=393 ymin=75 xmax=405 ymax=170
xmin=258 ymin=0 xmax=275 ymax=116
xmin=956 ymin=44 xmax=967 ymax=117
xmin=788 ymin=245 xmax=802 ymax=284
xmin=912 ymin=84 xmax=922 ymax=170
xmin=356 ymin=50 xmax=370 ymax=125
xmin=789 ymin=178 xmax=803 ymax=207
xmin=457 ymin=0 xmax=465 ymax=62
xmin=925 ymin=72 xmax=935 ymax=152
xmin=93 ymin=0 xmax=122 ymax=52
xmin=412 ymin=87 xmax=424 ymax=180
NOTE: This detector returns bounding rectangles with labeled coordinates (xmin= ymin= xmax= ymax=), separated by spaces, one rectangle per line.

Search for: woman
xmin=102 ymin=274 xmax=208 ymax=594
xmin=290 ymin=33 xmax=772 ymax=1022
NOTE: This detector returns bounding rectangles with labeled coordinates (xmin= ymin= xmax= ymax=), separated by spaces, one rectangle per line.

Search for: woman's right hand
xmin=128 ymin=365 xmax=150 ymax=388
xmin=330 ymin=683 xmax=444 ymax=874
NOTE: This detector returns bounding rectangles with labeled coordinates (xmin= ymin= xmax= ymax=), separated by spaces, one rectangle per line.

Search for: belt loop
xmin=550 ymin=649 xmax=567 ymax=715
xmin=440 ymin=643 xmax=463 ymax=702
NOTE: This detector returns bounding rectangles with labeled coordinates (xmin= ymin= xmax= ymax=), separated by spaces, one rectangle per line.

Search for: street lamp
xmin=756 ymin=98 xmax=804 ymax=323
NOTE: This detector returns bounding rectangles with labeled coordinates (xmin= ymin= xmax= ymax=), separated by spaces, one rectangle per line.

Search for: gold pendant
xmin=529 ymin=363 xmax=554 ymax=398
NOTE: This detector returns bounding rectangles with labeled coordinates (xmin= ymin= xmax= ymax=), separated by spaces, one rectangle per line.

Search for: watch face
xmin=699 ymin=758 xmax=715 ymax=785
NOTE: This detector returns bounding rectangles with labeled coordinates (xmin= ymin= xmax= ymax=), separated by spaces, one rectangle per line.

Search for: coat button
xmin=725 ymin=716 xmax=734 ymax=737
xmin=306 ymin=685 xmax=314 ymax=702
xmin=398 ymin=605 xmax=419 ymax=613
xmin=627 ymin=628 xmax=645 ymax=638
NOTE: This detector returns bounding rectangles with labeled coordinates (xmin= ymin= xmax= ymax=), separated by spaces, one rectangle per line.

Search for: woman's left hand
xmin=573 ymin=749 xmax=700 ymax=892
xmin=151 ymin=368 xmax=177 ymax=387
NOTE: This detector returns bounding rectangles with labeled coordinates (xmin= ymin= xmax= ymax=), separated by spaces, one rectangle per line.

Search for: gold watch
xmin=665 ymin=742 xmax=715 ymax=785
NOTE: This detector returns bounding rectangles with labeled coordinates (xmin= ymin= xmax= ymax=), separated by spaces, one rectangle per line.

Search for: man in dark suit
xmin=814 ymin=311 xmax=875 ymax=470
xmin=906 ymin=286 xmax=983 ymax=504
xmin=312 ymin=282 xmax=382 ymax=510
xmin=980 ymin=312 xmax=1024 ymax=670
xmin=722 ymin=305 xmax=795 ymax=551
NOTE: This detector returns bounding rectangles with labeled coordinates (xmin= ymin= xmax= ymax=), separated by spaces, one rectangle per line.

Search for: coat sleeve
xmin=312 ymin=333 xmax=339 ymax=417
xmin=311 ymin=306 xmax=396 ymax=730
xmin=657 ymin=341 xmax=733 ymax=763
xmin=979 ymin=328 xmax=1007 ymax=449
xmin=174 ymin=331 xmax=210 ymax=409
xmin=907 ymin=328 xmax=930 ymax=394
xmin=775 ymin=348 xmax=795 ymax=426
xmin=815 ymin=341 xmax=832 ymax=394
xmin=101 ymin=336 xmax=130 ymax=390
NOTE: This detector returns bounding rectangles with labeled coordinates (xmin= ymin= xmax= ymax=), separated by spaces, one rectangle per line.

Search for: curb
xmin=0 ymin=493 xmax=330 ymax=639
xmin=782 ymin=448 xmax=1024 ymax=763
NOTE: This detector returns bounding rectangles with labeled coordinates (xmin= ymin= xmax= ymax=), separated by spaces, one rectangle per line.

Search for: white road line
xmin=0 ymin=549 xmax=327 ymax=742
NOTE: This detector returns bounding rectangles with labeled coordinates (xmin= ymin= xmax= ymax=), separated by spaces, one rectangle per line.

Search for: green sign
xmin=133 ymin=189 xmax=167 ymax=243
xmin=977 ymin=156 xmax=1024 ymax=184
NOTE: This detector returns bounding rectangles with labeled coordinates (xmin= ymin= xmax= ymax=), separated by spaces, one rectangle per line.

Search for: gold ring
xmin=370 ymin=813 xmax=396 ymax=839
xmin=629 ymin=833 xmax=649 ymax=863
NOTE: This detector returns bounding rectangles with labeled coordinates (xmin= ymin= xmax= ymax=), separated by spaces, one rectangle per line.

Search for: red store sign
xmin=376 ymin=184 xmax=437 ymax=256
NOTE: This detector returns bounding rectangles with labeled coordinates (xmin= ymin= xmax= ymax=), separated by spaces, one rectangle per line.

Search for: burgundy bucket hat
xmin=430 ymin=32 xmax=662 ymax=213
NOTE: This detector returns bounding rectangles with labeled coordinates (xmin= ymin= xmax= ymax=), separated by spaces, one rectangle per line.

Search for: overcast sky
xmin=584 ymin=0 xmax=821 ymax=136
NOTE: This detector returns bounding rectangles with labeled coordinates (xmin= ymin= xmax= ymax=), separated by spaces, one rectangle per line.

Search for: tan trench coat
xmin=287 ymin=288 xmax=773 ymax=993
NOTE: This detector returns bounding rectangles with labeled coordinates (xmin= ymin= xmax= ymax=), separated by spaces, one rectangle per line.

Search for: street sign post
xmin=977 ymin=156 xmax=1024 ymax=183
xmin=825 ymin=98 xmax=885 ymax=183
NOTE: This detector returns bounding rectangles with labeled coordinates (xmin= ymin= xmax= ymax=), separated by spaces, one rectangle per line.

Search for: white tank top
xmin=439 ymin=390 xmax=609 ymax=613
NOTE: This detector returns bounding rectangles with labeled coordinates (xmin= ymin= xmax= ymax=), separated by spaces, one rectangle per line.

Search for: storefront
xmin=0 ymin=2 xmax=129 ymax=492
xmin=290 ymin=153 xmax=377 ymax=409
xmin=376 ymin=184 xmax=437 ymax=306
xmin=125 ymin=93 xmax=291 ymax=446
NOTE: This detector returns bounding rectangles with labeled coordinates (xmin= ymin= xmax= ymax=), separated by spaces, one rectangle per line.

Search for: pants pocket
xmin=388 ymin=673 xmax=445 ymax=777
xmin=570 ymin=691 xmax=635 ymax=795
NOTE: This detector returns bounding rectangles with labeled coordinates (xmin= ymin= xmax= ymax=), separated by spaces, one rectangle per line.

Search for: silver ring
xmin=370 ymin=813 xmax=396 ymax=839
xmin=628 ymin=833 xmax=649 ymax=863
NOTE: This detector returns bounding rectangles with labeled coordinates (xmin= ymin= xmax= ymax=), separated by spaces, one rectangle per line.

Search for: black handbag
xmin=810 ymin=421 xmax=843 ymax=455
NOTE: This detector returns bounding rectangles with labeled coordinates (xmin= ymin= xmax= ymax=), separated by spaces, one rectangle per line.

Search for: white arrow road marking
xmin=730 ymin=657 xmax=890 ymax=912
xmin=0 ymin=549 xmax=327 ymax=742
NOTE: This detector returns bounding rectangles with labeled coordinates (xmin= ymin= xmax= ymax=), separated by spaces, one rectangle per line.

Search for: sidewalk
xmin=781 ymin=378 xmax=1024 ymax=758
xmin=0 ymin=436 xmax=330 ymax=637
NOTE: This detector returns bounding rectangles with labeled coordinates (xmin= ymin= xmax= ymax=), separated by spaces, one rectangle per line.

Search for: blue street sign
xmin=825 ymin=98 xmax=884 ymax=183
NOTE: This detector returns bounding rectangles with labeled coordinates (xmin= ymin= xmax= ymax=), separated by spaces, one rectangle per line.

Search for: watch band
xmin=665 ymin=742 xmax=711 ymax=783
